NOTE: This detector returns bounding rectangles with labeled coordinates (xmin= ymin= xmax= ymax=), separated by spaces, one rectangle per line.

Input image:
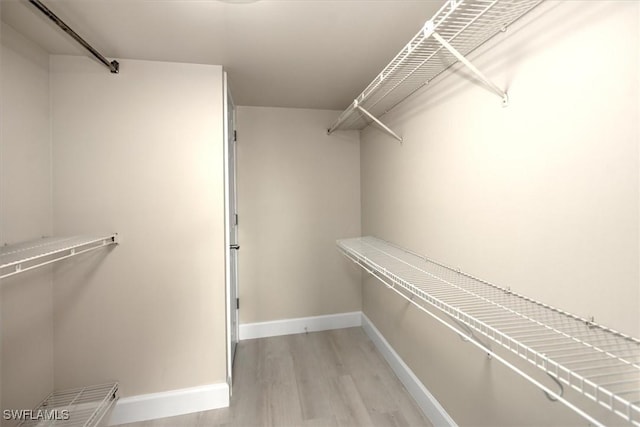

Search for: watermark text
xmin=3 ymin=409 xmax=70 ymax=421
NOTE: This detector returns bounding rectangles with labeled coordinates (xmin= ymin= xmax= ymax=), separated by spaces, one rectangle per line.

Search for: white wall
xmin=49 ymin=56 xmax=226 ymax=397
xmin=236 ymin=107 xmax=361 ymax=323
xmin=0 ymin=23 xmax=53 ymax=425
xmin=360 ymin=1 xmax=638 ymax=425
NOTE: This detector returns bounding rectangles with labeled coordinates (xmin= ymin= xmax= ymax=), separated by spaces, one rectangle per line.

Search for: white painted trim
xmin=223 ymin=70 xmax=232 ymax=391
xmin=108 ymin=383 xmax=229 ymax=426
xmin=222 ymin=71 xmax=239 ymax=393
xmin=362 ymin=313 xmax=458 ymax=427
xmin=239 ymin=311 xmax=362 ymax=340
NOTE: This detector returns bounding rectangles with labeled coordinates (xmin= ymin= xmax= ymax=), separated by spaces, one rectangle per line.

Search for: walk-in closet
xmin=1 ymin=0 xmax=638 ymax=426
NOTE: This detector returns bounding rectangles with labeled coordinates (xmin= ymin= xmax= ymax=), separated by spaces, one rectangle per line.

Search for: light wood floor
xmin=118 ymin=327 xmax=433 ymax=427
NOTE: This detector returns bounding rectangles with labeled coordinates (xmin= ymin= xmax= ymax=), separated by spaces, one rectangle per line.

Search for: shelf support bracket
xmin=355 ymin=104 xmax=403 ymax=142
xmin=431 ymin=31 xmax=508 ymax=106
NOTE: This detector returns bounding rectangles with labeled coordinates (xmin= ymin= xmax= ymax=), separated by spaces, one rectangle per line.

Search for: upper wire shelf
xmin=338 ymin=236 xmax=640 ymax=427
xmin=18 ymin=382 xmax=119 ymax=427
xmin=0 ymin=234 xmax=118 ymax=280
xmin=328 ymin=0 xmax=544 ymax=139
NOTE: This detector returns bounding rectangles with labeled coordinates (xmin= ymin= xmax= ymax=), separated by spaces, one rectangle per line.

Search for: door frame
xmin=223 ymin=71 xmax=239 ymax=394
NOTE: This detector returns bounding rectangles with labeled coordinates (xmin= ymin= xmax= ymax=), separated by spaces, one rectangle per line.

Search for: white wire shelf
xmin=0 ymin=234 xmax=118 ymax=280
xmin=17 ymin=382 xmax=118 ymax=427
xmin=338 ymin=236 xmax=640 ymax=427
xmin=328 ymin=0 xmax=544 ymax=139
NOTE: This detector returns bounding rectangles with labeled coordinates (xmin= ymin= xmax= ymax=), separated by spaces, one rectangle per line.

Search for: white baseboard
xmin=361 ymin=313 xmax=457 ymax=427
xmin=108 ymin=383 xmax=229 ymax=426
xmin=239 ymin=311 xmax=362 ymax=340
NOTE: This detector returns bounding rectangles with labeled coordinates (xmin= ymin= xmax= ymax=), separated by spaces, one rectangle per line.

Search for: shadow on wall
xmin=386 ymin=0 xmax=612 ymax=125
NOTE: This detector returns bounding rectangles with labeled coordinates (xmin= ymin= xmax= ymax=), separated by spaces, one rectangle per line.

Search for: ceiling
xmin=0 ymin=0 xmax=441 ymax=109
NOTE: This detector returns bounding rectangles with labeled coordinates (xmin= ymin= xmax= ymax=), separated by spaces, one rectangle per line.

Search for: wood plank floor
xmin=118 ymin=327 xmax=433 ymax=427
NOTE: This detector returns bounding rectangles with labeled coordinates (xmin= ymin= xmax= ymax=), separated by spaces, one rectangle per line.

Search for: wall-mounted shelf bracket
xmin=355 ymin=102 xmax=403 ymax=142
xmin=328 ymin=100 xmax=403 ymax=142
xmin=430 ymin=29 xmax=508 ymax=106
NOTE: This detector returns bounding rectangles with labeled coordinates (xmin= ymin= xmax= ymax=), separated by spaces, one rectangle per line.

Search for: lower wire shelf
xmin=0 ymin=234 xmax=118 ymax=280
xmin=338 ymin=236 xmax=640 ymax=426
xmin=17 ymin=382 xmax=119 ymax=427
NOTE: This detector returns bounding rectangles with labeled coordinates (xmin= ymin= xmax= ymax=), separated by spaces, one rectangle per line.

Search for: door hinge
xmin=236 ymin=298 xmax=240 ymax=310
xmin=233 ymin=130 xmax=237 ymax=142
xmin=234 ymin=213 xmax=238 ymax=226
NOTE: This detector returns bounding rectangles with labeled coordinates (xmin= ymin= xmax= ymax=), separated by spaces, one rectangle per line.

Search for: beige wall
xmin=360 ymin=1 xmax=638 ymax=425
xmin=50 ymin=57 xmax=226 ymax=396
xmin=0 ymin=23 xmax=54 ymax=424
xmin=236 ymin=106 xmax=361 ymax=323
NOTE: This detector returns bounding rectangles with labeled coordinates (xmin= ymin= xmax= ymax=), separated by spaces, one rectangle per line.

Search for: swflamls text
xmin=3 ymin=409 xmax=70 ymax=421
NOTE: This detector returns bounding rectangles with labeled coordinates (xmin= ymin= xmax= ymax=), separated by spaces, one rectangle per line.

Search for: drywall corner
xmin=0 ymin=21 xmax=54 ymax=426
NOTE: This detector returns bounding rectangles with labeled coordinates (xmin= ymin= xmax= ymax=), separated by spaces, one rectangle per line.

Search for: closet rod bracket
xmin=431 ymin=31 xmax=508 ymax=106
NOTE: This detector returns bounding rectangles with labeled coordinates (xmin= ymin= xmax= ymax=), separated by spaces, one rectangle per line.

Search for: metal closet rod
xmin=28 ymin=0 xmax=119 ymax=74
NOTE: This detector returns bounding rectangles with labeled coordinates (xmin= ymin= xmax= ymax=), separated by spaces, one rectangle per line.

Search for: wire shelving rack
xmin=0 ymin=234 xmax=118 ymax=280
xmin=328 ymin=0 xmax=544 ymax=141
xmin=17 ymin=382 xmax=119 ymax=427
xmin=338 ymin=236 xmax=640 ymax=426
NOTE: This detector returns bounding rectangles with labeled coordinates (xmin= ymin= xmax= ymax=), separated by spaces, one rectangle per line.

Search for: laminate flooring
xmin=117 ymin=327 xmax=433 ymax=427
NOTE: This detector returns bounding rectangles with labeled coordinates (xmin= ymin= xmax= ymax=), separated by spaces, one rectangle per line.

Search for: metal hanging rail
xmin=327 ymin=0 xmax=544 ymax=141
xmin=338 ymin=236 xmax=640 ymax=427
xmin=0 ymin=234 xmax=119 ymax=280
xmin=28 ymin=0 xmax=119 ymax=74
